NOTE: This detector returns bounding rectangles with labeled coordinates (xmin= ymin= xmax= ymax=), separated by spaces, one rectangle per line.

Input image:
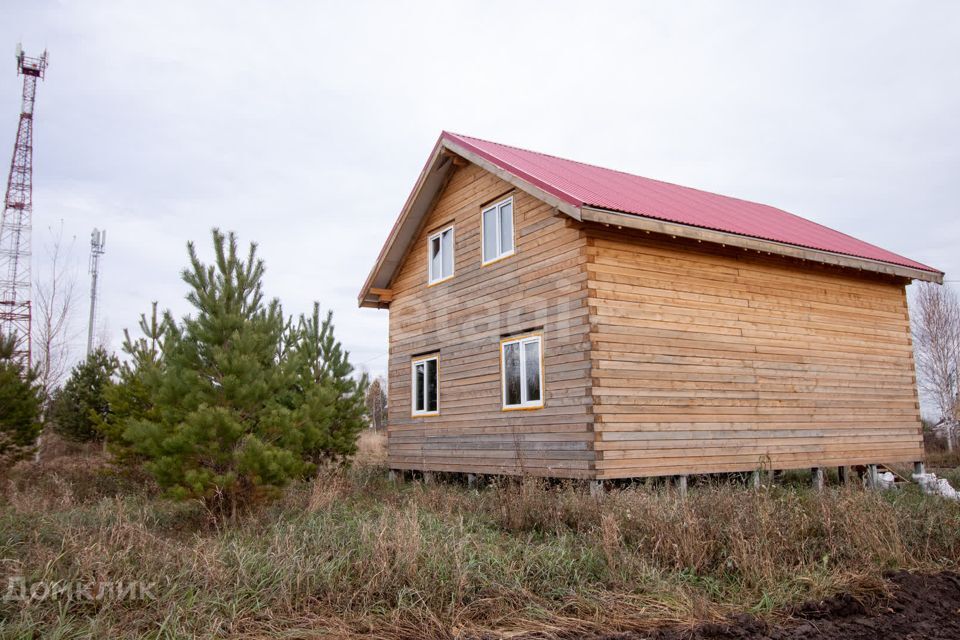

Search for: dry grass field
xmin=355 ymin=428 xmax=387 ymax=466
xmin=1 ymin=436 xmax=959 ymax=639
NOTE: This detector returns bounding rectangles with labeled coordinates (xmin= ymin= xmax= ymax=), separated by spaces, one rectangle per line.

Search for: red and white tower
xmin=0 ymin=45 xmax=48 ymax=368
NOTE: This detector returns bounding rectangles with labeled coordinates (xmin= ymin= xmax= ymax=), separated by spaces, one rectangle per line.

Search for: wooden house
xmin=358 ymin=132 xmax=943 ymax=484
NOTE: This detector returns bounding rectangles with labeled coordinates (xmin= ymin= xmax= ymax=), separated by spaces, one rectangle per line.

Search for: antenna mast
xmin=0 ymin=45 xmax=48 ymax=368
xmin=86 ymin=228 xmax=105 ymax=356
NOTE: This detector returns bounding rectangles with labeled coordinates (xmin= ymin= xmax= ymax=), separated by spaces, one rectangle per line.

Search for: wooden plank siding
xmin=381 ymin=159 xmax=924 ymax=480
xmin=586 ymin=226 xmax=924 ymax=479
xmin=386 ymin=162 xmax=595 ymax=478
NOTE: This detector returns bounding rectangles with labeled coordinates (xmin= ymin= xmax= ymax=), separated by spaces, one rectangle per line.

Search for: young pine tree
xmin=289 ymin=303 xmax=369 ymax=463
xmin=96 ymin=302 xmax=169 ymax=460
xmin=124 ymin=230 xmax=307 ymax=513
xmin=51 ymin=348 xmax=118 ymax=442
xmin=0 ymin=334 xmax=43 ymax=461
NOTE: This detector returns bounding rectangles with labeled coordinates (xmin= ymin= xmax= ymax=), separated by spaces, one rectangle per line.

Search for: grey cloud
xmin=1 ymin=0 xmax=957 ymax=379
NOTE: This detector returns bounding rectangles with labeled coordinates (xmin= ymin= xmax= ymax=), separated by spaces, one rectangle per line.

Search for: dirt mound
xmin=575 ymin=572 xmax=960 ymax=640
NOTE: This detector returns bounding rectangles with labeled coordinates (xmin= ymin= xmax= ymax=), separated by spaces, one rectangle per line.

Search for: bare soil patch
xmin=568 ymin=571 xmax=960 ymax=640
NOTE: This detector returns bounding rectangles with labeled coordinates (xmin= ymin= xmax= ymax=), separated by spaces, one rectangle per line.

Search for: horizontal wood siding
xmin=386 ymin=163 xmax=593 ymax=478
xmin=587 ymin=227 xmax=923 ymax=479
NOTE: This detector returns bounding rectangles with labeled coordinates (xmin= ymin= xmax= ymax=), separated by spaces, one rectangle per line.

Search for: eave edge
xmin=581 ymin=206 xmax=943 ymax=284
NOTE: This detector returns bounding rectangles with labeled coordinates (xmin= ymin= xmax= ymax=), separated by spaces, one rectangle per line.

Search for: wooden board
xmin=586 ymin=227 xmax=923 ymax=479
xmin=376 ymin=159 xmax=924 ymax=481
xmin=384 ymin=163 xmax=594 ymax=478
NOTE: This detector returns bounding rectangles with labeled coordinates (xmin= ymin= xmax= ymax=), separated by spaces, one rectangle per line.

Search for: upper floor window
xmin=501 ymin=333 xmax=543 ymax=410
xmin=428 ymin=226 xmax=454 ymax=284
xmin=481 ymin=197 xmax=514 ymax=265
xmin=412 ymin=354 xmax=439 ymax=416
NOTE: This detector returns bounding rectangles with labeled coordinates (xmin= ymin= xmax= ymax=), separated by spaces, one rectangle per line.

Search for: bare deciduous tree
xmin=366 ymin=376 xmax=388 ymax=430
xmin=33 ymin=222 xmax=79 ymax=401
xmin=96 ymin=318 xmax=113 ymax=354
xmin=911 ymin=282 xmax=960 ymax=451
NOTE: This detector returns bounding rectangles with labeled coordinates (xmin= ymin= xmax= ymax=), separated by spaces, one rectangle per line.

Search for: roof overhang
xmin=580 ymin=206 xmax=944 ymax=284
xmin=359 ymin=135 xmax=943 ymax=307
xmin=358 ymin=134 xmax=583 ymax=308
xmin=358 ymin=139 xmax=451 ymax=308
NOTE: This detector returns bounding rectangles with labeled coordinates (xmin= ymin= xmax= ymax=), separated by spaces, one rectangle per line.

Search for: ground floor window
xmin=500 ymin=334 xmax=543 ymax=409
xmin=411 ymin=355 xmax=439 ymax=416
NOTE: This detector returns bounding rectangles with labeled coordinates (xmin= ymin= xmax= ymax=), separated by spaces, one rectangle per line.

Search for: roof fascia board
xmin=581 ymin=206 xmax=943 ymax=284
xmin=359 ymin=136 xmax=589 ymax=307
xmin=358 ymin=142 xmax=452 ymax=307
xmin=440 ymin=138 xmax=582 ymax=221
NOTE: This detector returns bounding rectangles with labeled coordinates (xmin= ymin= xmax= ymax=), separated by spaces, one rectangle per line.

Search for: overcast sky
xmin=1 ymin=1 xmax=958 ymax=382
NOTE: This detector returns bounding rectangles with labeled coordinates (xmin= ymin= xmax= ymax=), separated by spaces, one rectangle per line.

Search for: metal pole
xmin=86 ymin=258 xmax=97 ymax=355
xmin=86 ymin=228 xmax=105 ymax=356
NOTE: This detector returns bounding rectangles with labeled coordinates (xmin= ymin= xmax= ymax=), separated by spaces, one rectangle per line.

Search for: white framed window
xmin=411 ymin=355 xmax=439 ymax=416
xmin=500 ymin=334 xmax=543 ymax=410
xmin=481 ymin=197 xmax=514 ymax=265
xmin=428 ymin=226 xmax=454 ymax=284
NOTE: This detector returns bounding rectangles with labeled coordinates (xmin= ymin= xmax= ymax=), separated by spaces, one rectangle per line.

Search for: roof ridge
xmin=448 ymin=131 xmax=803 ymax=215
xmin=446 ymin=130 xmax=658 ymax=181
xmin=439 ymin=131 xmax=938 ymax=275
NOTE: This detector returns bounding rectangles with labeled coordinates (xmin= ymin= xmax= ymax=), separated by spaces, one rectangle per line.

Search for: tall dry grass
xmin=355 ymin=428 xmax=387 ymax=466
xmin=1 ymin=456 xmax=958 ymax=639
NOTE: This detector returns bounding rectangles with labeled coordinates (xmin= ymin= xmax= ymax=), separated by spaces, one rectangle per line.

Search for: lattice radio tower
xmin=0 ymin=45 xmax=47 ymax=368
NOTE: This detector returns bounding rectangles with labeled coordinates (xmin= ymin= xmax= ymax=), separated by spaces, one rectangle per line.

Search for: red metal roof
xmin=443 ymin=131 xmax=939 ymax=274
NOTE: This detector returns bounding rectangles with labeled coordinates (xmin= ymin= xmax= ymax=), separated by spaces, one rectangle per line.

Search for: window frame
xmin=499 ymin=333 xmax=544 ymax=411
xmin=411 ymin=354 xmax=440 ymax=417
xmin=480 ymin=197 xmax=516 ymax=266
xmin=427 ymin=225 xmax=455 ymax=285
